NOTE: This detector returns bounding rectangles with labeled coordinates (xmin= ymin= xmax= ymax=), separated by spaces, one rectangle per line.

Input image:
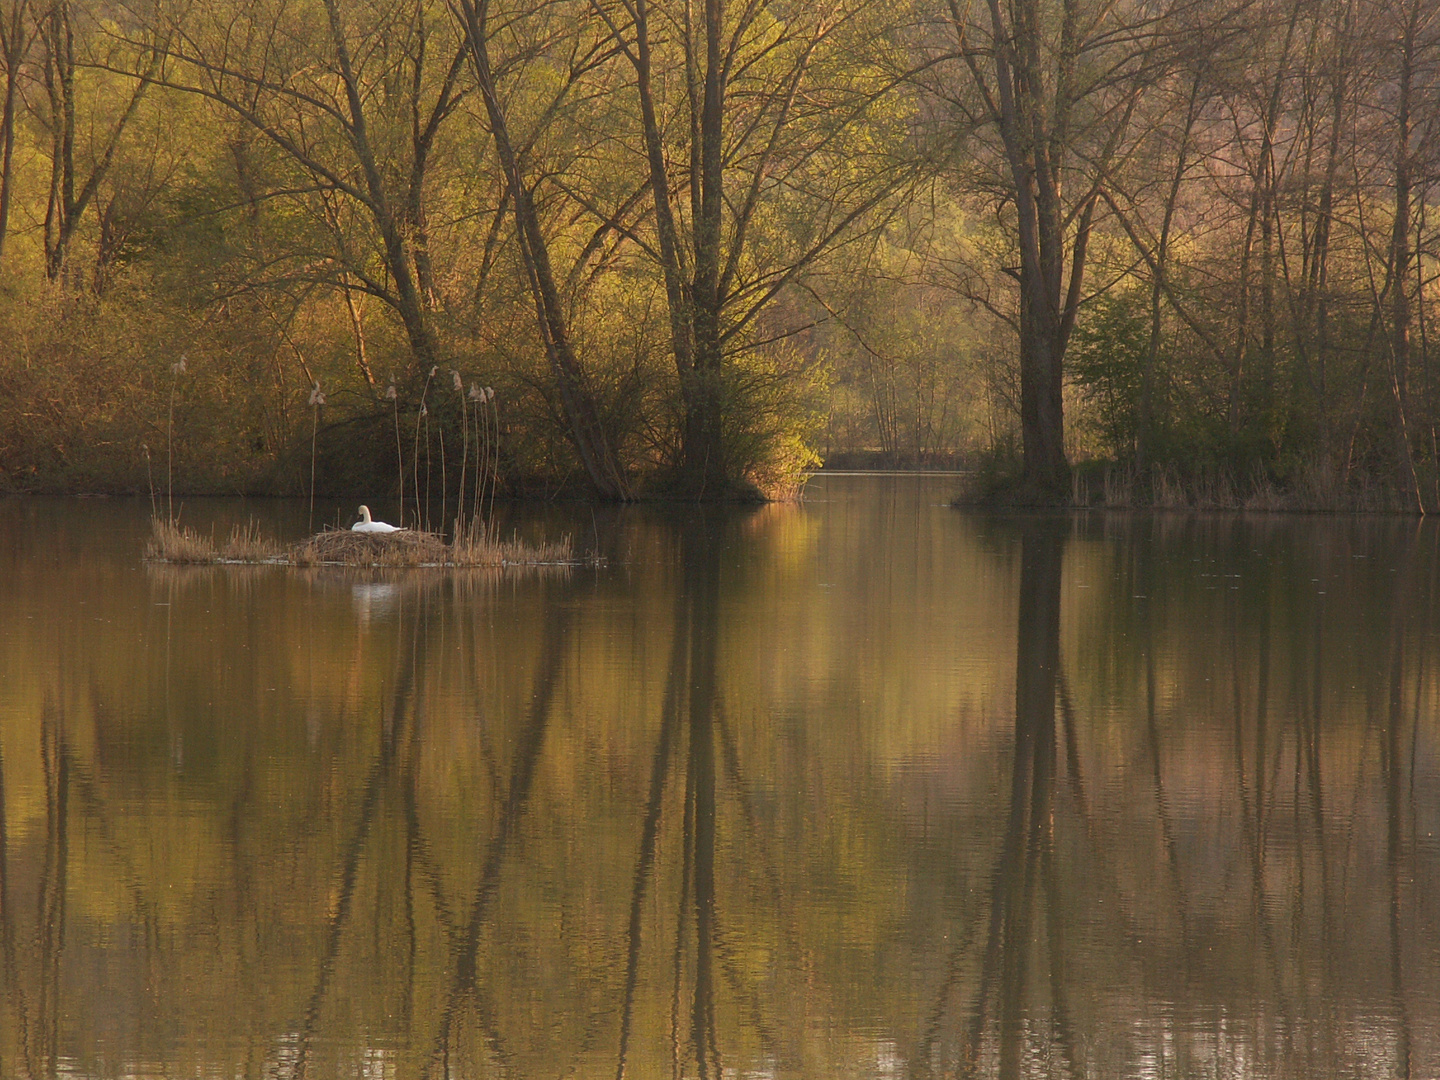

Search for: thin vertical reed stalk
xmin=470 ymin=383 xmax=485 ymax=527
xmin=413 ymin=367 xmax=434 ymax=533
xmin=166 ymin=354 xmax=185 ymax=523
xmin=439 ymin=426 xmax=448 ymax=538
xmin=388 ymin=379 xmax=403 ymax=526
xmin=454 ymin=371 xmax=468 ymax=535
xmin=308 ymin=381 xmax=325 ymax=533
xmin=143 ymin=444 xmax=157 ymax=520
xmin=486 ymin=388 xmax=499 ymax=530
xmin=479 ymin=389 xmax=491 ymax=534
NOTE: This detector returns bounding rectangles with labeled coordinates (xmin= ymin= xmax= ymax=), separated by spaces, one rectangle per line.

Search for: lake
xmin=1 ymin=475 xmax=1437 ymax=1079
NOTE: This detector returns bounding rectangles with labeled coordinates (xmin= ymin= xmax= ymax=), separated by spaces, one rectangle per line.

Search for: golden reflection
xmin=0 ymin=488 xmax=1437 ymax=1078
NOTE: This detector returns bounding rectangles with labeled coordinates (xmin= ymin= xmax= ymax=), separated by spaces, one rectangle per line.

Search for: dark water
xmin=1 ymin=477 xmax=1438 ymax=1079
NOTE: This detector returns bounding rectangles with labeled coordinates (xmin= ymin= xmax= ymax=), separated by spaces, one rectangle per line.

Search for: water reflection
xmin=0 ymin=487 xmax=1437 ymax=1078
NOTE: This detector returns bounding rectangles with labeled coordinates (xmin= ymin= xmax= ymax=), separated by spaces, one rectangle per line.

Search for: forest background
xmin=0 ymin=0 xmax=1436 ymax=508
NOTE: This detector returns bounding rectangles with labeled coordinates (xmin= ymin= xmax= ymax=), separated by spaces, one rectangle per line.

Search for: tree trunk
xmin=455 ymin=0 xmax=630 ymax=499
xmin=1139 ymin=72 xmax=1202 ymax=470
xmin=1390 ymin=0 xmax=1423 ymax=511
xmin=1310 ymin=0 xmax=1355 ymax=463
xmin=40 ymin=0 xmax=156 ymax=285
xmin=965 ymin=0 xmax=1108 ymax=502
xmin=677 ymin=0 xmax=728 ymax=490
xmin=0 ymin=0 xmax=26 ymax=263
xmin=1017 ymin=275 xmax=1070 ymax=497
xmin=321 ymin=0 xmax=440 ymax=372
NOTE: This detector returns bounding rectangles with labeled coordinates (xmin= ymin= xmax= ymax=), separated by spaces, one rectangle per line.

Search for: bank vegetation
xmin=0 ymin=0 xmax=1437 ymax=508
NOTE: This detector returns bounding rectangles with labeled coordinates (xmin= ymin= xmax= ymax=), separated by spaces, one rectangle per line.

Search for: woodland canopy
xmin=0 ymin=0 xmax=1436 ymax=506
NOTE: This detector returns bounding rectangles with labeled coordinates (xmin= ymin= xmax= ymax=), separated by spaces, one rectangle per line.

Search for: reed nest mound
xmin=148 ymin=519 xmax=581 ymax=567
xmin=291 ymin=528 xmax=453 ymax=566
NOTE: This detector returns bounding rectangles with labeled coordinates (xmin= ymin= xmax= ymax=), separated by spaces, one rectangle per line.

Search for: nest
xmin=290 ymin=528 xmax=453 ymax=567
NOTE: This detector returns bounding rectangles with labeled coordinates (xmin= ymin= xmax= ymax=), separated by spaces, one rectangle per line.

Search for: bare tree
xmin=452 ymin=0 xmax=634 ymax=499
xmin=928 ymin=0 xmax=1225 ymax=499
xmin=1383 ymin=0 xmax=1434 ymax=510
xmin=593 ymin=0 xmax=909 ymax=493
xmin=39 ymin=0 xmax=161 ymax=283
xmin=0 ymin=0 xmax=31 ymax=263
xmin=141 ymin=0 xmax=473 ymax=371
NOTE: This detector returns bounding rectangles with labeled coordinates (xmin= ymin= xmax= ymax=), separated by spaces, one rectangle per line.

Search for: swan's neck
xmin=359 ymin=505 xmax=373 ymax=523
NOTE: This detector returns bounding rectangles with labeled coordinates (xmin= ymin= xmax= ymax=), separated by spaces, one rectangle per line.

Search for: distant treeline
xmin=0 ymin=0 xmax=1435 ymax=506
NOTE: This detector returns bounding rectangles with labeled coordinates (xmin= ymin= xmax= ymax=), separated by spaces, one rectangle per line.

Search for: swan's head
xmin=358 ymin=505 xmax=373 ymax=524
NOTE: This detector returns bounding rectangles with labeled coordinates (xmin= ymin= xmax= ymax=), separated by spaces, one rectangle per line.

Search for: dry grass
xmin=146 ymin=518 xmax=286 ymax=563
xmin=147 ymin=516 xmax=584 ymax=567
xmin=221 ymin=520 xmax=287 ymax=561
xmin=450 ymin=520 xmax=575 ymax=566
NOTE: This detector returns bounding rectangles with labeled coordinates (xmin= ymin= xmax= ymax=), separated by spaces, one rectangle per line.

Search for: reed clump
xmin=147 ymin=516 xmax=585 ymax=567
xmin=147 ymin=518 xmax=287 ymax=563
xmin=450 ymin=520 xmax=574 ymax=566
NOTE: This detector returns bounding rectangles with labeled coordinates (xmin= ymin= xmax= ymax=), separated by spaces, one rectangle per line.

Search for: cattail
xmin=388 ymin=378 xmax=403 ymax=523
xmin=309 ymin=380 xmax=324 ymax=532
xmin=143 ymin=443 xmax=157 ymax=520
xmin=478 ymin=385 xmax=495 ymax=529
xmin=413 ymin=367 xmax=436 ymax=531
xmin=488 ymin=388 xmax=500 ymax=524
xmin=166 ymin=354 xmax=188 ymax=523
xmin=454 ymin=372 xmax=469 ymax=535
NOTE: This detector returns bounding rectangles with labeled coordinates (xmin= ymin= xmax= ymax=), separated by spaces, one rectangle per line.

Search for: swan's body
xmin=352 ymin=505 xmax=402 ymax=534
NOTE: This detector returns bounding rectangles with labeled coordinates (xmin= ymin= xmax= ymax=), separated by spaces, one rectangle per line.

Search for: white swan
xmin=352 ymin=505 xmax=402 ymax=534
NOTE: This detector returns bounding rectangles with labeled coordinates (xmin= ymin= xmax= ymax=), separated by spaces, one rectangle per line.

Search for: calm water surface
xmin=1 ymin=476 xmax=1438 ymax=1078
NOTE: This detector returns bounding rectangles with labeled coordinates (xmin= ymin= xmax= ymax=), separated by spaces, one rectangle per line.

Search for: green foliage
xmin=1067 ymin=289 xmax=1150 ymax=461
xmin=723 ymin=345 xmax=829 ymax=500
xmin=1 ymin=0 xmax=1438 ymax=505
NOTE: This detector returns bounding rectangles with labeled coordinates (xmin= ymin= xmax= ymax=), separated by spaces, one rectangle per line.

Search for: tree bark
xmin=963 ymin=0 xmax=1105 ymax=500
xmin=1390 ymin=0 xmax=1423 ymax=511
xmin=40 ymin=0 xmax=157 ymax=284
xmin=0 ymin=0 xmax=27 ymax=263
xmin=455 ymin=0 xmax=630 ymax=499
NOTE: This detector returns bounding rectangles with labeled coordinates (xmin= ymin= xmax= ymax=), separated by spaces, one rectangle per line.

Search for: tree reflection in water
xmin=0 ymin=495 xmax=1437 ymax=1078
xmin=915 ymin=517 xmax=1074 ymax=1080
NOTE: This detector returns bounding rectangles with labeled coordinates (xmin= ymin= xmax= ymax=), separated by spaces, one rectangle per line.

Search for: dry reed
xmin=147 ymin=518 xmax=287 ymax=564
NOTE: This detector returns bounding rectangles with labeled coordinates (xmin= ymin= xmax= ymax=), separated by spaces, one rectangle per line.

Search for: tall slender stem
xmin=391 ymin=390 xmax=404 ymax=526
xmin=456 ymin=380 xmax=468 ymax=534
xmin=309 ymin=405 xmax=318 ymax=533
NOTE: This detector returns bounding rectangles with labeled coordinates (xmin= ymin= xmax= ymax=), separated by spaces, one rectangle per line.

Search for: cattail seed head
xmin=452 ymin=370 xmax=463 ymax=392
xmin=309 ymin=382 xmax=325 ymax=406
xmin=419 ymin=402 xmax=428 ymax=418
xmin=468 ymin=383 xmax=482 ymax=401
xmin=171 ymin=355 xmax=187 ymax=376
xmin=385 ymin=381 xmax=398 ymax=400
